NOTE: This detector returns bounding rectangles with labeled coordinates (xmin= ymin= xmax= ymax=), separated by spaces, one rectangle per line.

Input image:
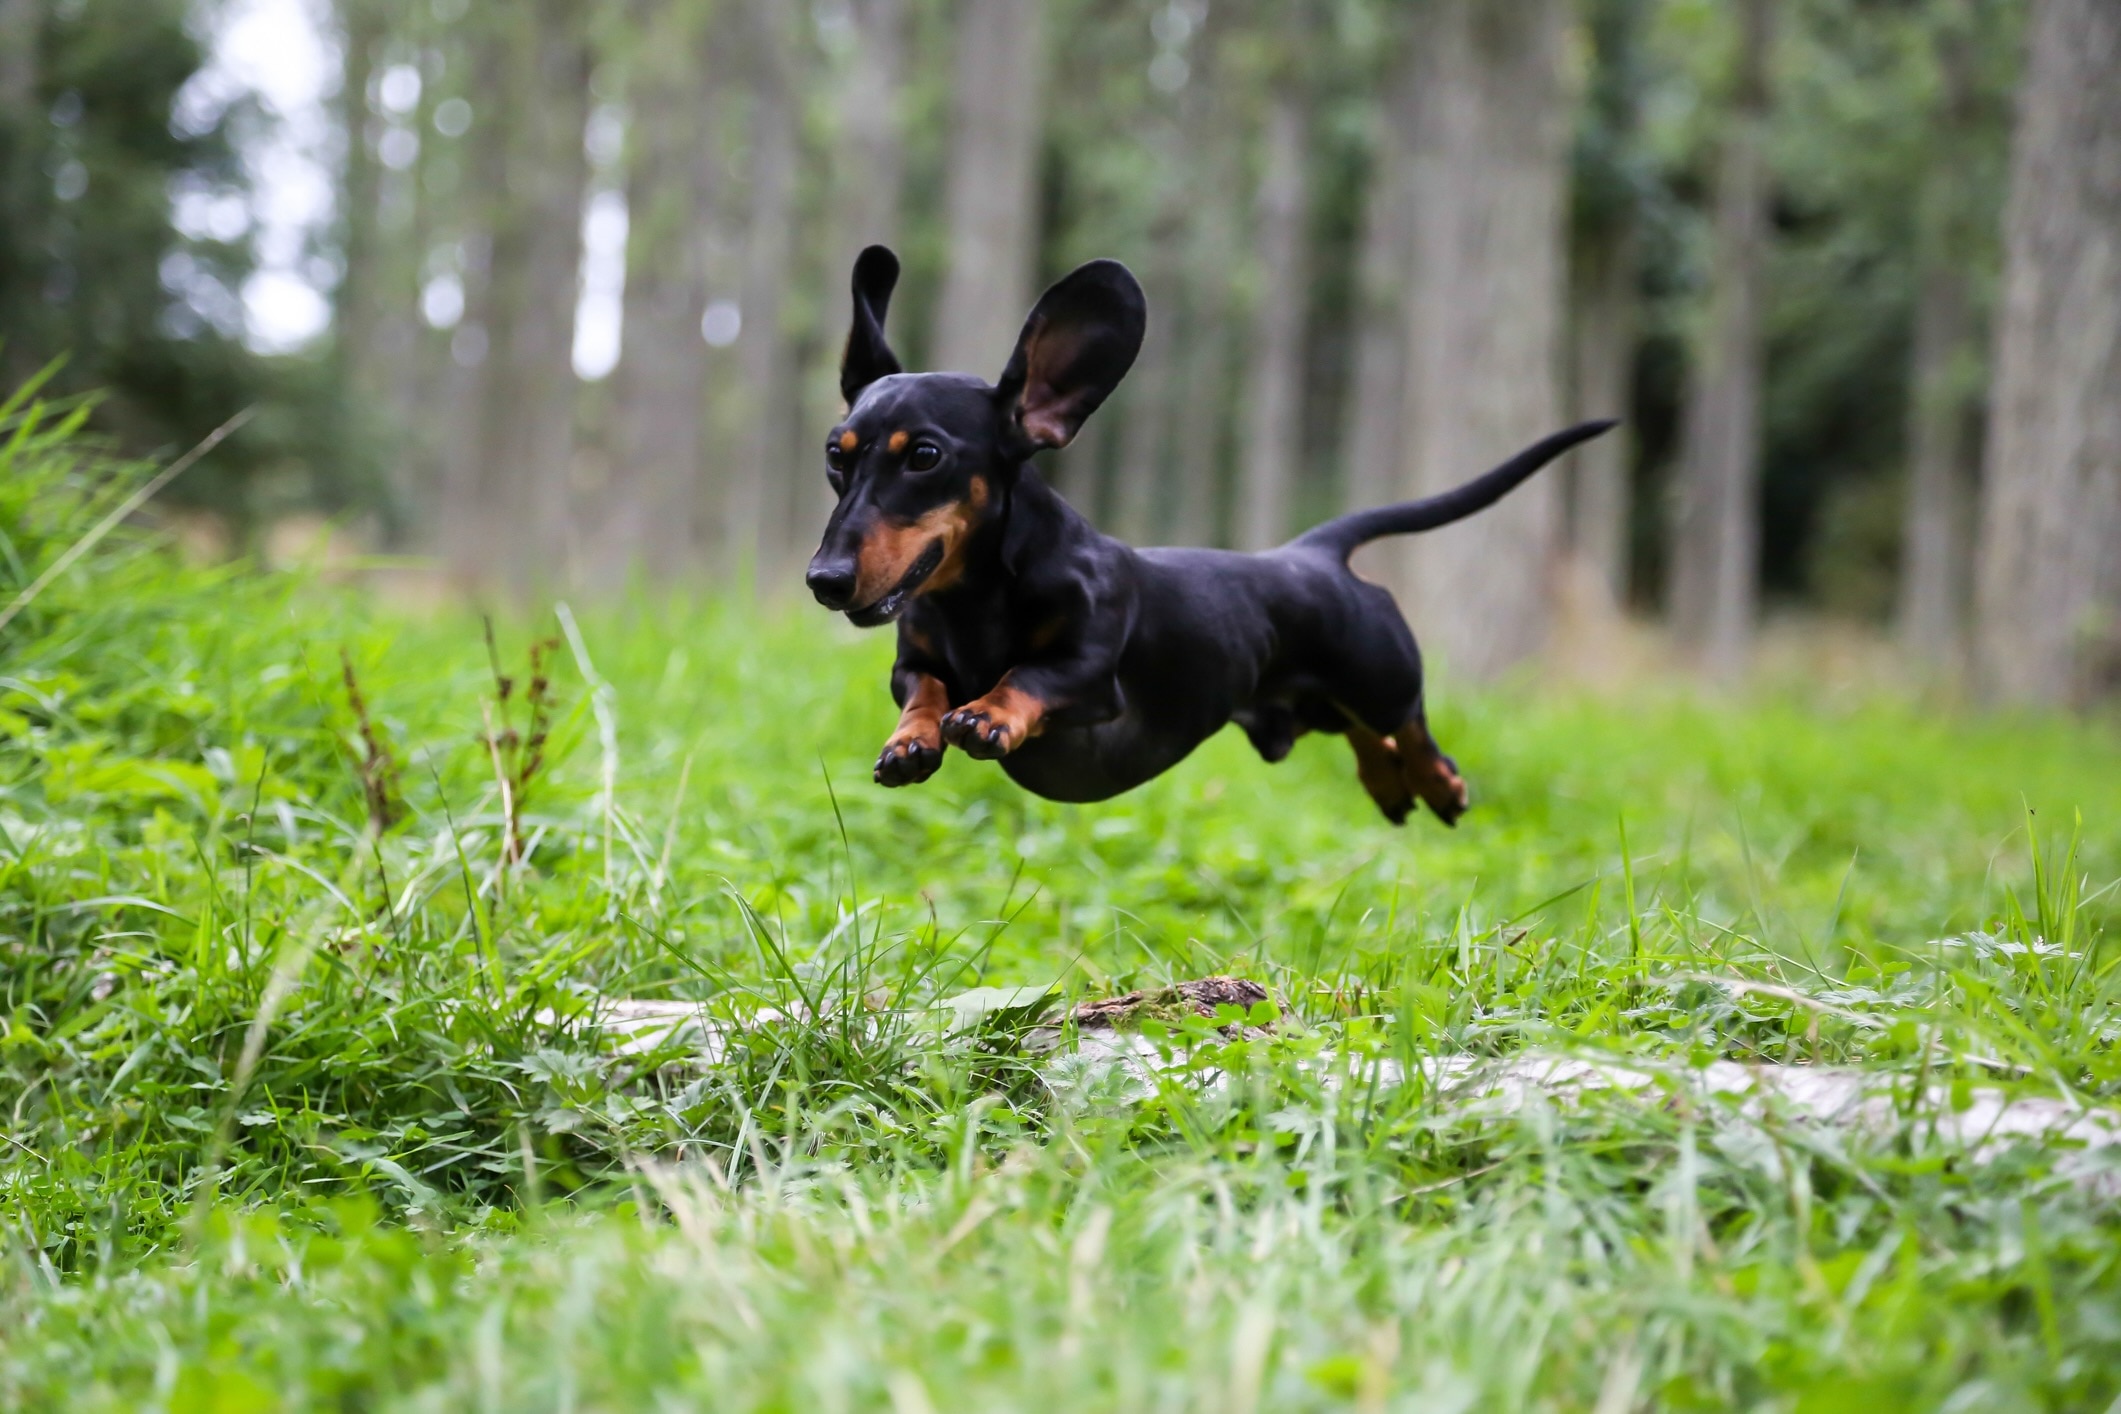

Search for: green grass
xmin=4 ymin=398 xmax=2121 ymax=1409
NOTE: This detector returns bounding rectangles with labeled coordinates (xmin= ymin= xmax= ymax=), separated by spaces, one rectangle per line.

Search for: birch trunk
xmin=932 ymin=0 xmax=1046 ymax=377
xmin=1236 ymin=96 xmax=1310 ymax=551
xmin=1971 ymin=0 xmax=2121 ymax=705
xmin=1393 ymin=0 xmax=1573 ymax=681
xmin=1669 ymin=0 xmax=1773 ymax=680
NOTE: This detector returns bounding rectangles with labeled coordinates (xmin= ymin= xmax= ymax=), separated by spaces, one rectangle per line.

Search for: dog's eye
xmin=907 ymin=442 xmax=943 ymax=472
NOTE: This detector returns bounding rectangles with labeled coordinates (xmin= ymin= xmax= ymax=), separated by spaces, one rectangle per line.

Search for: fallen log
xmin=563 ymin=978 xmax=2121 ymax=1195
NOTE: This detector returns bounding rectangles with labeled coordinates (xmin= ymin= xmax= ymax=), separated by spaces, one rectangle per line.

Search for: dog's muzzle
xmin=844 ymin=540 xmax=945 ymax=628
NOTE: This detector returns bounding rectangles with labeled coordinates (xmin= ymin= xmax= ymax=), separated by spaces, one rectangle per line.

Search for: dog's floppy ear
xmin=840 ymin=245 xmax=903 ymax=404
xmin=994 ymin=259 xmax=1147 ymax=451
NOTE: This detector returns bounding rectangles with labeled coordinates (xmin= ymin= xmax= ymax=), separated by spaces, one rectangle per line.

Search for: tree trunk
xmin=0 ymin=0 xmax=33 ymax=116
xmin=1340 ymin=59 xmax=1419 ymax=525
xmin=1669 ymin=0 xmax=1774 ymax=680
xmin=1896 ymin=261 xmax=1978 ymax=667
xmin=832 ymin=0 xmax=907 ymax=255
xmin=1971 ymin=0 xmax=2121 ymax=706
xmin=1563 ymin=0 xmax=1649 ymax=610
xmin=0 ymin=0 xmax=44 ymax=391
xmin=724 ymin=0 xmax=799 ymax=593
xmin=1170 ymin=70 xmax=1242 ymax=550
xmin=443 ymin=2 xmax=590 ymax=592
xmin=596 ymin=0 xmax=717 ymax=589
xmin=1392 ymin=0 xmax=1573 ymax=681
xmin=439 ymin=12 xmax=514 ymax=583
xmin=1236 ymin=95 xmax=1309 ymax=551
xmin=1170 ymin=265 xmax=1234 ymax=547
xmin=1110 ymin=244 xmax=1178 ymax=544
xmin=795 ymin=0 xmax=910 ymax=584
xmin=332 ymin=0 xmax=394 ymax=514
xmin=932 ymin=0 xmax=1046 ymax=377
xmin=1567 ymin=222 xmax=1638 ymax=606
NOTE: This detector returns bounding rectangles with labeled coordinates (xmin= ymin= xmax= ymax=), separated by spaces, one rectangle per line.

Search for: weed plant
xmin=2 ymin=393 xmax=2119 ymax=1408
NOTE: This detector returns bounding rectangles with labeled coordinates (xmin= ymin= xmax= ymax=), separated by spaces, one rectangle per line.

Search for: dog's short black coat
xmin=805 ymin=245 xmax=1615 ymax=825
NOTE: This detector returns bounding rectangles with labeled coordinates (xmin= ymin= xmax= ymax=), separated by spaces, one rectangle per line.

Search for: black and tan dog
xmin=805 ymin=245 xmax=1614 ymax=825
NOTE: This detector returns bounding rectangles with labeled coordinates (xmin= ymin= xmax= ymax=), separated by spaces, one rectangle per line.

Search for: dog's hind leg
xmin=1343 ymin=719 xmax=1415 ymax=824
xmin=1394 ymin=710 xmax=1468 ymax=825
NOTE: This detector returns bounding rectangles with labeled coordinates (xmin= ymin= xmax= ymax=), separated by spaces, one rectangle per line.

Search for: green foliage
xmin=3 ymin=406 xmax=2120 ymax=1405
xmin=0 ymin=0 xmax=358 ymax=527
xmin=1635 ymin=0 xmax=2024 ymax=608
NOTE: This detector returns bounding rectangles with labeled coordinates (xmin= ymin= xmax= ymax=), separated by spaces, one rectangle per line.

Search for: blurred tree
xmin=1339 ymin=39 xmax=1417 ymax=524
xmin=933 ymin=0 xmax=1047 ymax=376
xmin=0 ymin=0 xmax=321 ymax=522
xmin=333 ymin=0 xmax=388 ymax=472
xmin=795 ymin=0 xmax=913 ymax=584
xmin=1169 ymin=16 xmax=1244 ymax=549
xmin=1 ymin=0 xmax=46 ymax=393
xmin=1235 ymin=45 xmax=1313 ymax=551
xmin=598 ymin=0 xmax=718 ymax=588
xmin=1045 ymin=1 xmax=1189 ymax=546
xmin=16 ymin=0 xmax=2020 ymax=636
xmin=1566 ymin=0 xmax=1653 ymax=610
xmin=724 ymin=0 xmax=799 ymax=588
xmin=1896 ymin=0 xmax=2009 ymax=665
xmin=1972 ymin=0 xmax=2121 ymax=706
xmin=1110 ymin=215 xmax=1180 ymax=544
xmin=441 ymin=2 xmax=590 ymax=591
xmin=334 ymin=0 xmax=448 ymax=546
xmin=1389 ymin=0 xmax=1575 ymax=681
xmin=1669 ymin=0 xmax=1774 ymax=678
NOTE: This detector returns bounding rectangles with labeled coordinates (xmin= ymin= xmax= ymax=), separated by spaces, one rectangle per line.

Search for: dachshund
xmin=804 ymin=245 xmax=1614 ymax=825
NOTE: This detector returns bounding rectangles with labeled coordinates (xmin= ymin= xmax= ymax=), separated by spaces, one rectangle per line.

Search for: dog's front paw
xmin=941 ymin=683 xmax=1046 ymax=760
xmin=940 ymin=706 xmax=1019 ymax=760
xmin=874 ymin=731 xmax=945 ymax=786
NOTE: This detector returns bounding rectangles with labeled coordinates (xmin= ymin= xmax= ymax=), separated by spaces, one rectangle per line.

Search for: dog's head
xmin=805 ymin=245 xmax=1146 ymax=625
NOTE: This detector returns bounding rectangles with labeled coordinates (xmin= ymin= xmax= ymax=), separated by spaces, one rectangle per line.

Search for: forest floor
xmin=5 ymin=435 xmax=2121 ymax=1407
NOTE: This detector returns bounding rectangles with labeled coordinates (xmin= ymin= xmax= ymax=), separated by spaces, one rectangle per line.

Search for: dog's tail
xmin=1288 ymin=420 xmax=1618 ymax=562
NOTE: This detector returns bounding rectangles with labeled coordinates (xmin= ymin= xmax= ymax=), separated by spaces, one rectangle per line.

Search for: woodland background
xmin=0 ymin=0 xmax=2116 ymax=704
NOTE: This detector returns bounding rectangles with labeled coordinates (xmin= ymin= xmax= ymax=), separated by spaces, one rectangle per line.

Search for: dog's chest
xmin=917 ymin=598 xmax=1036 ymax=700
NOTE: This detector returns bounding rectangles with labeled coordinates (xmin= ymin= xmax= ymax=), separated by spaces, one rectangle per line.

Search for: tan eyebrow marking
xmin=839 ymin=430 xmax=859 ymax=453
xmin=888 ymin=430 xmax=910 ymax=455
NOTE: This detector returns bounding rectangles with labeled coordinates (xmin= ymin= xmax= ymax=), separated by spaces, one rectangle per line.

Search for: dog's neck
xmin=916 ymin=461 xmax=1104 ymax=622
xmin=995 ymin=461 xmax=1107 ymax=573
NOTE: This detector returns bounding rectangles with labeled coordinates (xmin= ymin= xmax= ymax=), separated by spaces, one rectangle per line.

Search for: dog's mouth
xmin=846 ymin=540 xmax=945 ymax=628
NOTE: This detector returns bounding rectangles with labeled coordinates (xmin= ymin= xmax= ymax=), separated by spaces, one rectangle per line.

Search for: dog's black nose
xmin=806 ymin=558 xmax=859 ymax=610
